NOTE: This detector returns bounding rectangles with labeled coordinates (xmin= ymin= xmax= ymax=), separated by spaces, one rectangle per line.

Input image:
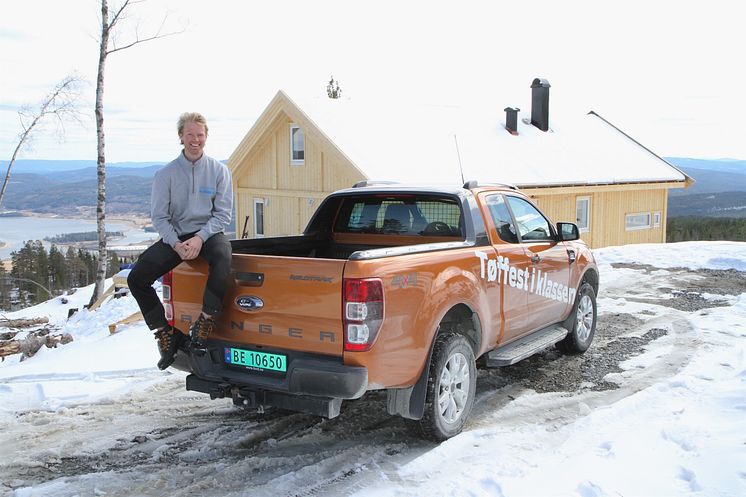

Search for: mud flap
xmin=386 ymin=341 xmax=435 ymax=421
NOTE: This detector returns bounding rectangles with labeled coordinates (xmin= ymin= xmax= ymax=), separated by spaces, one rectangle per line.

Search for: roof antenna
xmin=454 ymin=134 xmax=465 ymax=184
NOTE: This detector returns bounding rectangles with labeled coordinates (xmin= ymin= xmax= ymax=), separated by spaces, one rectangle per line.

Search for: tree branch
xmin=108 ymin=0 xmax=132 ymax=32
xmin=0 ymin=74 xmax=83 ymax=208
xmin=106 ymin=28 xmax=182 ymax=54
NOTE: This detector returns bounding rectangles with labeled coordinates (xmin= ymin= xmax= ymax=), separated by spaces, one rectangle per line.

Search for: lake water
xmin=0 ymin=216 xmax=157 ymax=259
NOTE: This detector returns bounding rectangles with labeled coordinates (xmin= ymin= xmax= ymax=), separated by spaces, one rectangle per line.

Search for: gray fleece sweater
xmin=151 ymin=151 xmax=233 ymax=247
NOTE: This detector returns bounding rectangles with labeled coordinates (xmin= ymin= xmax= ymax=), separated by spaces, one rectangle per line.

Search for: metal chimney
xmin=504 ymin=107 xmax=520 ymax=135
xmin=530 ymin=78 xmax=551 ymax=131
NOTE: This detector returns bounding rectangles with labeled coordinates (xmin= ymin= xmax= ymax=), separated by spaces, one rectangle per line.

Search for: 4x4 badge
xmin=236 ymin=296 xmax=264 ymax=312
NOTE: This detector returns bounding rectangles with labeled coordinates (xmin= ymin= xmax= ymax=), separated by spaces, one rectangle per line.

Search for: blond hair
xmin=177 ymin=112 xmax=209 ymax=136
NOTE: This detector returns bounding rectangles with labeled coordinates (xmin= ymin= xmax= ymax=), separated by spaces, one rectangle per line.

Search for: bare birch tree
xmin=90 ymin=0 xmax=182 ymax=306
xmin=0 ymin=75 xmax=82 ymax=209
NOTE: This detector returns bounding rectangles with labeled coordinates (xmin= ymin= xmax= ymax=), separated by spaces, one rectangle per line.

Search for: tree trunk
xmin=89 ymin=0 xmax=110 ymax=307
xmin=0 ymin=132 xmax=26 ymax=209
xmin=0 ymin=317 xmax=49 ymax=328
xmin=1 ymin=81 xmax=66 ymax=208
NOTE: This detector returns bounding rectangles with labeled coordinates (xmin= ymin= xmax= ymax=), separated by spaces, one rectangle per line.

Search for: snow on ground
xmin=350 ymin=242 xmax=746 ymax=497
xmin=1 ymin=241 xmax=745 ymax=497
xmin=594 ymin=240 xmax=746 ymax=271
xmin=0 ymin=277 xmax=162 ymax=412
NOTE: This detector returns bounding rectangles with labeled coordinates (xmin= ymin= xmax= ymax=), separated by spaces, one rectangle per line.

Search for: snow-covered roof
xmin=279 ymin=91 xmax=690 ymax=188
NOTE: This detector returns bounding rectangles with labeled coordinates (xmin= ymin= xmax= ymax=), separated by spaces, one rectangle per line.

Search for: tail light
xmin=343 ymin=278 xmax=384 ymax=352
xmin=162 ymin=270 xmax=174 ymax=326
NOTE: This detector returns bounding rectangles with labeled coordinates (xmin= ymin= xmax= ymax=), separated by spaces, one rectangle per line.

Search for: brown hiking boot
xmin=189 ymin=314 xmax=215 ymax=350
xmin=154 ymin=325 xmax=184 ymax=370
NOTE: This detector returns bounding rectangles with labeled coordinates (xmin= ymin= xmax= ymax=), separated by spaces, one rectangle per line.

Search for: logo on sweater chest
xmin=198 ymin=186 xmax=216 ymax=196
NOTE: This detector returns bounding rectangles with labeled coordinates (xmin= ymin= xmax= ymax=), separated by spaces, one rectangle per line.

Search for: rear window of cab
xmin=334 ymin=195 xmax=464 ymax=237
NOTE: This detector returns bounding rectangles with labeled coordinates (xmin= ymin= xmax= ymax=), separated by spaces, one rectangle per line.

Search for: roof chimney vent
xmin=504 ymin=107 xmax=520 ymax=135
xmin=530 ymin=78 xmax=551 ymax=131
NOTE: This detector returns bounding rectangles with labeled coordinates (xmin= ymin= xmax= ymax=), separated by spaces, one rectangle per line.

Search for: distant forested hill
xmin=0 ymin=160 xmax=162 ymax=215
xmin=665 ymin=157 xmax=746 ymax=176
xmin=3 ymin=173 xmax=153 ymax=216
xmin=664 ymin=158 xmax=746 ymax=219
xmin=1 ymin=159 xmax=164 ymax=174
xmin=668 ymin=191 xmax=746 ymax=218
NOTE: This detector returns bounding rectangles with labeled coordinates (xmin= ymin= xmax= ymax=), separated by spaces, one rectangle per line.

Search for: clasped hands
xmin=174 ymin=236 xmax=203 ymax=260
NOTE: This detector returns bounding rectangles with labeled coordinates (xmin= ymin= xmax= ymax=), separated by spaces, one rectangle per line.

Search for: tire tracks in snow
xmin=0 ymin=266 xmax=727 ymax=497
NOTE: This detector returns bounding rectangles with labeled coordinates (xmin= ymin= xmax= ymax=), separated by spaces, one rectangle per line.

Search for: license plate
xmin=224 ymin=347 xmax=287 ymax=373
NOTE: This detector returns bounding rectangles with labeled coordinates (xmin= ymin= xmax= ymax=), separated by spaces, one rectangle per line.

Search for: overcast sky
xmin=1 ymin=0 xmax=745 ymax=163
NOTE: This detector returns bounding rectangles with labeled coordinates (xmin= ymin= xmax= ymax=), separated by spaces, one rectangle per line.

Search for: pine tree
xmin=65 ymin=246 xmax=80 ymax=287
xmin=0 ymin=263 xmax=10 ymax=311
xmin=326 ymin=76 xmax=342 ymax=99
xmin=107 ymin=251 xmax=120 ymax=278
xmin=10 ymin=240 xmax=52 ymax=305
xmin=48 ymin=244 xmax=68 ymax=292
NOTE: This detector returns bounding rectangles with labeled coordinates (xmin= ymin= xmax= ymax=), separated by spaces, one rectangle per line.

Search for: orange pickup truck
xmin=167 ymin=181 xmax=599 ymax=440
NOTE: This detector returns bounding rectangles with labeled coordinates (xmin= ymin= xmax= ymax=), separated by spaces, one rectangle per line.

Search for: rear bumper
xmin=172 ymin=339 xmax=368 ymax=400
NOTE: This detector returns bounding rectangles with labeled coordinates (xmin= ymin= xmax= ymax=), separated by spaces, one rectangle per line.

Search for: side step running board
xmin=487 ymin=325 xmax=568 ymax=367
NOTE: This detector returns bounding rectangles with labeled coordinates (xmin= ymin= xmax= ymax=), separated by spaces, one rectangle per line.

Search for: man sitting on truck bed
xmin=127 ymin=112 xmax=233 ymax=369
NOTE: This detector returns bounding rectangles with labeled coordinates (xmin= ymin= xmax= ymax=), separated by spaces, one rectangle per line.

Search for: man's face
xmin=180 ymin=121 xmax=207 ymax=160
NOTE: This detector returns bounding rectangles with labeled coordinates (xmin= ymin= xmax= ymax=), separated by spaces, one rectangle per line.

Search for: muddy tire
xmin=408 ymin=334 xmax=476 ymax=441
xmin=557 ymin=282 xmax=597 ymax=354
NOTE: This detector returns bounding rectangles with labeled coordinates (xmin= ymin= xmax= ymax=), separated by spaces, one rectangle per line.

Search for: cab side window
xmin=506 ymin=196 xmax=553 ymax=241
xmin=485 ymin=194 xmax=519 ymax=243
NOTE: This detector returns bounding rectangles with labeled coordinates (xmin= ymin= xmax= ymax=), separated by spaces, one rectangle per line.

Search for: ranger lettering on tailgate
xmin=228 ymin=320 xmax=337 ymax=342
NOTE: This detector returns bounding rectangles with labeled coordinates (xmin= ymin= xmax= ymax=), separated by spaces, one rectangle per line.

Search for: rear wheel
xmin=557 ymin=282 xmax=597 ymax=354
xmin=408 ymin=334 xmax=476 ymax=441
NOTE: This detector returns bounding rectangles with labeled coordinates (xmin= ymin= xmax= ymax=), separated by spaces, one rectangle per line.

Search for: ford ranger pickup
xmin=165 ymin=181 xmax=599 ymax=441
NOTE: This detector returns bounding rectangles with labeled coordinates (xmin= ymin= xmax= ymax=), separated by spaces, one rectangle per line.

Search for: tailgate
xmin=218 ymin=254 xmax=345 ymax=357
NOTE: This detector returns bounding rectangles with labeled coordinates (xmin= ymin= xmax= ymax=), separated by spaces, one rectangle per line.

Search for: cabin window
xmin=653 ymin=211 xmax=661 ymax=228
xmin=576 ymin=197 xmax=590 ymax=233
xmin=485 ymin=194 xmax=518 ymax=243
xmin=254 ymin=198 xmax=265 ymax=238
xmin=290 ymin=124 xmax=305 ymax=164
xmin=625 ymin=212 xmax=651 ymax=231
xmin=506 ymin=196 xmax=553 ymax=242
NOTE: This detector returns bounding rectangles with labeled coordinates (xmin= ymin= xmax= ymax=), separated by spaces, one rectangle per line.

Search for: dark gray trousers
xmin=127 ymin=232 xmax=232 ymax=330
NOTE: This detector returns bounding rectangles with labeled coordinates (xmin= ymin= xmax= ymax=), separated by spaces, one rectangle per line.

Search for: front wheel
xmin=557 ymin=282 xmax=597 ymax=354
xmin=408 ymin=334 xmax=476 ymax=441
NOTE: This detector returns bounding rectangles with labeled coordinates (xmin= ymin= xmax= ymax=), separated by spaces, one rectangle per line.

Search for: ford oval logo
xmin=236 ymin=295 xmax=264 ymax=312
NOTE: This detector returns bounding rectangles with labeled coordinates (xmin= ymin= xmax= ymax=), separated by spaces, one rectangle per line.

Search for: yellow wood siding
xmin=237 ymin=137 xmax=275 ymax=190
xmin=526 ymin=187 xmax=668 ymax=249
xmin=230 ymin=107 xmax=365 ymax=238
xmin=233 ymin=188 xmax=330 ymax=237
xmin=323 ymin=151 xmax=365 ymax=192
xmin=265 ymin=195 xmax=299 ymax=236
xmin=300 ymin=196 xmax=322 ymax=230
xmin=236 ymin=190 xmax=254 ymax=238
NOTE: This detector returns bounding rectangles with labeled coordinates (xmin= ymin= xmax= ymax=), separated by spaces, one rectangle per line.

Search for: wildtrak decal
xmin=392 ymin=273 xmax=418 ymax=288
xmin=475 ymin=251 xmax=576 ymax=305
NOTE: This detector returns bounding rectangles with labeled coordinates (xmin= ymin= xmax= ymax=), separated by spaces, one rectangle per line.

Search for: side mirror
xmin=556 ymin=222 xmax=579 ymax=241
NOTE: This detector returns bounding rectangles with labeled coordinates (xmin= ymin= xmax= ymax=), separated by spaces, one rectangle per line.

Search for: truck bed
xmin=230 ymin=234 xmax=460 ymax=260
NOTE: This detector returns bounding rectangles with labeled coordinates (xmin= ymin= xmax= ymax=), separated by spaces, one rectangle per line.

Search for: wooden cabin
xmin=228 ymin=82 xmax=692 ymax=249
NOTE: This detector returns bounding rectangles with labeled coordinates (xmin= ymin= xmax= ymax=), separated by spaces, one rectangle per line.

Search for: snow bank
xmin=594 ymin=240 xmax=746 ymax=272
xmin=0 ymin=279 xmax=162 ymax=412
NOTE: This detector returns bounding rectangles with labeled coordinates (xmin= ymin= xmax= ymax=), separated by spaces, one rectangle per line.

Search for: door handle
xmin=531 ymin=254 xmax=541 ymax=264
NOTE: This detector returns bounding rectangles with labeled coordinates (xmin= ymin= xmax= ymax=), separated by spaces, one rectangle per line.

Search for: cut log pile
xmin=0 ymin=317 xmax=49 ymax=328
xmin=0 ymin=319 xmax=73 ymax=360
